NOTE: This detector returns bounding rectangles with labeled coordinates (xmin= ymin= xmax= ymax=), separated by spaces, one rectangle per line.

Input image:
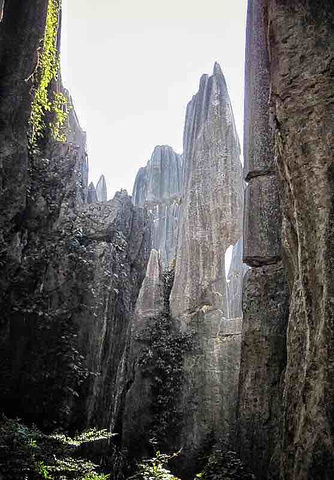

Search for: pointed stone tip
xmin=213 ymin=62 xmax=223 ymax=77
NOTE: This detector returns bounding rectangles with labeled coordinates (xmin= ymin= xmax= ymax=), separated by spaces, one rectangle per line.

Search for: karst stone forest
xmin=0 ymin=1 xmax=333 ymax=479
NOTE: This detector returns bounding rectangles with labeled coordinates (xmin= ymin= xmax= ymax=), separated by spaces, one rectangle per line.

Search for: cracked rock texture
xmin=121 ymin=249 xmax=165 ymax=456
xmin=0 ymin=3 xmax=151 ymax=433
xmin=268 ymin=1 xmax=334 ymax=478
xmin=132 ymin=145 xmax=182 ymax=268
xmin=237 ymin=2 xmax=289 ymax=478
xmin=170 ymin=63 xmax=244 ymax=477
xmin=239 ymin=1 xmax=334 ymax=479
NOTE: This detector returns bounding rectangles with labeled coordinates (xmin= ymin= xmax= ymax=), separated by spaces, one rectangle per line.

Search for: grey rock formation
xmin=0 ymin=3 xmax=151 ymax=433
xmin=267 ymin=1 xmax=334 ymax=477
xmin=87 ymin=182 xmax=98 ymax=203
xmin=96 ymin=174 xmax=107 ymax=202
xmin=237 ymin=263 xmax=289 ymax=479
xmin=65 ymin=191 xmax=151 ymax=429
xmin=132 ymin=145 xmax=182 ymax=267
xmin=121 ymin=249 xmax=165 ymax=455
xmin=226 ymin=238 xmax=248 ymax=319
xmin=170 ymin=63 xmax=244 ymax=475
xmin=237 ymin=2 xmax=289 ymax=478
xmin=131 ymin=249 xmax=165 ymax=326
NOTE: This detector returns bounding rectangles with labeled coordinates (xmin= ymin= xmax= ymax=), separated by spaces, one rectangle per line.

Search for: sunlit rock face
xmin=170 ymin=63 xmax=244 ymax=477
xmin=132 ymin=145 xmax=182 ymax=268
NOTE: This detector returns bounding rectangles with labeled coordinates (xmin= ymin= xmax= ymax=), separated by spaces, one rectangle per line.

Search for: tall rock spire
xmin=96 ymin=174 xmax=107 ymax=202
xmin=132 ymin=145 xmax=182 ymax=267
xmin=171 ymin=63 xmax=243 ymax=318
xmin=170 ymin=63 xmax=244 ymax=475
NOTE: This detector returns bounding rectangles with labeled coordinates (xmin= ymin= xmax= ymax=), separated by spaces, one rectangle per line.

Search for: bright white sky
xmin=61 ymin=0 xmax=247 ymax=199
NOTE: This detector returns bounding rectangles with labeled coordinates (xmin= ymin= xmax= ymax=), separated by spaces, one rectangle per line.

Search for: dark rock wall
xmin=239 ymin=1 xmax=334 ymax=479
xmin=66 ymin=193 xmax=151 ymax=430
xmin=0 ymin=2 xmax=151 ymax=433
xmin=237 ymin=1 xmax=289 ymax=477
xmin=132 ymin=145 xmax=182 ymax=267
xmin=121 ymin=249 xmax=165 ymax=456
xmin=0 ymin=0 xmax=49 ymax=266
xmin=267 ymin=1 xmax=334 ymax=478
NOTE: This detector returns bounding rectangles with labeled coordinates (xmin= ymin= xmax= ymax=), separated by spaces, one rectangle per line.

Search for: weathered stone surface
xmin=243 ymin=0 xmax=274 ymax=180
xmin=87 ymin=182 xmax=98 ymax=203
xmin=237 ymin=263 xmax=289 ymax=479
xmin=65 ymin=192 xmax=151 ymax=429
xmin=237 ymin=4 xmax=289 ymax=477
xmin=174 ymin=312 xmax=242 ymax=476
xmin=132 ymin=145 xmax=182 ymax=206
xmin=132 ymin=145 xmax=182 ymax=267
xmin=243 ymin=175 xmax=281 ymax=267
xmin=0 ymin=0 xmax=49 ymax=256
xmin=227 ymin=238 xmax=248 ymax=319
xmin=96 ymin=174 xmax=107 ymax=202
xmin=171 ymin=63 xmax=243 ymax=318
xmin=0 ymin=3 xmax=151 ymax=434
xmin=132 ymin=249 xmax=164 ymax=326
xmin=170 ymin=63 xmax=244 ymax=476
xmin=121 ymin=249 xmax=165 ymax=456
xmin=267 ymin=2 xmax=334 ymax=477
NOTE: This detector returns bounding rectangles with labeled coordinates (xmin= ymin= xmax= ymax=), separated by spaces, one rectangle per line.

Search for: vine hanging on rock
xmin=29 ymin=0 xmax=70 ymax=146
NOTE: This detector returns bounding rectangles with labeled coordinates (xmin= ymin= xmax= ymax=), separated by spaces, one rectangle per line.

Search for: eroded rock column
xmin=132 ymin=145 xmax=182 ymax=268
xmin=237 ymin=1 xmax=289 ymax=478
xmin=267 ymin=1 xmax=334 ymax=477
xmin=170 ymin=63 xmax=244 ymax=476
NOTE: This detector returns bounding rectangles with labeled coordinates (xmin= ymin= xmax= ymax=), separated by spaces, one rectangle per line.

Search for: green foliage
xmin=136 ymin=265 xmax=194 ymax=446
xmin=29 ymin=0 xmax=70 ymax=145
xmin=50 ymin=91 xmax=70 ymax=142
xmin=195 ymin=448 xmax=255 ymax=480
xmin=0 ymin=416 xmax=114 ymax=480
xmin=131 ymin=449 xmax=181 ymax=480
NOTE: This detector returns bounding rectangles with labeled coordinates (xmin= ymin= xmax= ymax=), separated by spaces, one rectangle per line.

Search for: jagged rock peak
xmin=172 ymin=62 xmax=243 ymax=319
xmin=168 ymin=63 xmax=244 ymax=476
xmin=132 ymin=145 xmax=182 ymax=207
xmin=185 ymin=62 xmax=240 ymax=159
xmin=96 ymin=174 xmax=108 ymax=202
xmin=87 ymin=182 xmax=98 ymax=204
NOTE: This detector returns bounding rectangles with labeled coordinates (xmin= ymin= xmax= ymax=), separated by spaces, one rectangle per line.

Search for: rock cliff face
xmin=87 ymin=182 xmax=98 ymax=203
xmin=268 ymin=2 xmax=334 ymax=478
xmin=170 ymin=63 xmax=244 ymax=476
xmin=237 ymin=2 xmax=289 ymax=477
xmin=0 ymin=1 xmax=151 ymax=433
xmin=132 ymin=145 xmax=182 ymax=267
xmin=238 ymin=1 xmax=334 ymax=479
xmin=121 ymin=249 xmax=166 ymax=456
